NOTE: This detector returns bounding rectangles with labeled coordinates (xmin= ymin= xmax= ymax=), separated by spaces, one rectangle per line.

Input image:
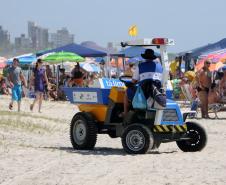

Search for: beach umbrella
xmin=80 ymin=62 xmax=100 ymax=73
xmin=42 ymin=51 xmax=84 ymax=64
xmin=95 ymin=57 xmax=106 ymax=63
xmin=127 ymin=56 xmax=143 ymax=64
xmin=219 ymin=53 xmax=226 ymax=63
xmin=37 ymin=52 xmax=55 ymax=59
xmin=7 ymin=53 xmax=37 ymax=65
xmin=0 ymin=57 xmax=7 ymax=69
xmin=61 ymin=61 xmax=76 ymax=73
xmin=209 ymin=61 xmax=224 ymax=71
xmin=199 ymin=51 xmax=226 ymax=63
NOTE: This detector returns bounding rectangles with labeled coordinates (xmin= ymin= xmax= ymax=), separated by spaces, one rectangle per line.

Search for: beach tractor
xmin=63 ymin=38 xmax=207 ymax=154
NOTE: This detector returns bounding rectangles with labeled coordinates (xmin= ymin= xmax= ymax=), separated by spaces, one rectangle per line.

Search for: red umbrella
xmin=200 ymin=51 xmax=226 ymax=63
xmin=0 ymin=57 xmax=7 ymax=69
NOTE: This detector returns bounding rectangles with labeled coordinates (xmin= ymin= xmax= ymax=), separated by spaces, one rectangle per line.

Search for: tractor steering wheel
xmin=119 ymin=75 xmax=134 ymax=87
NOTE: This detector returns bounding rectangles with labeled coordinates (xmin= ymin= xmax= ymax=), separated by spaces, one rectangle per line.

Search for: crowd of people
xmin=0 ymin=58 xmax=100 ymax=112
xmin=1 ymin=52 xmax=226 ymax=117
xmin=172 ymin=59 xmax=226 ymax=118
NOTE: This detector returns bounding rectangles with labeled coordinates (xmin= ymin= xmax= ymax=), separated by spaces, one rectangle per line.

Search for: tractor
xmin=63 ymin=38 xmax=207 ymax=154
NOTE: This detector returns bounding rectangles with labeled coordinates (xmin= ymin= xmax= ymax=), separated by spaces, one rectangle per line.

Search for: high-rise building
xmin=15 ymin=34 xmax=31 ymax=49
xmin=28 ymin=21 xmax=37 ymax=49
xmin=49 ymin=27 xmax=74 ymax=48
xmin=27 ymin=21 xmax=49 ymax=50
xmin=0 ymin=26 xmax=10 ymax=49
xmin=36 ymin=27 xmax=48 ymax=50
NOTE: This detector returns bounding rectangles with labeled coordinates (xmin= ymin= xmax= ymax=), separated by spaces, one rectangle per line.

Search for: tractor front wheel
xmin=176 ymin=122 xmax=207 ymax=152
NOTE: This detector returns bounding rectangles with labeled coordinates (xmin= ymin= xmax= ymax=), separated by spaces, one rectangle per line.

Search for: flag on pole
xmin=128 ymin=25 xmax=138 ymax=37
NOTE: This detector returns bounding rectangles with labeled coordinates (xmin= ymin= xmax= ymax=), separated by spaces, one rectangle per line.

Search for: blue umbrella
xmin=127 ymin=56 xmax=143 ymax=64
xmin=7 ymin=53 xmax=37 ymax=65
xmin=80 ymin=62 xmax=100 ymax=73
xmin=95 ymin=57 xmax=106 ymax=63
xmin=119 ymin=46 xmax=160 ymax=58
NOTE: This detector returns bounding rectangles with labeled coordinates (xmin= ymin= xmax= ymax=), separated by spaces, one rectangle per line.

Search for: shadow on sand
xmin=40 ymin=146 xmax=178 ymax=156
xmin=190 ymin=117 xmax=226 ymax=120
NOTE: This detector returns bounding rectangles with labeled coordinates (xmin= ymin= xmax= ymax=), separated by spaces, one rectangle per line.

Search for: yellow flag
xmin=128 ymin=25 xmax=138 ymax=37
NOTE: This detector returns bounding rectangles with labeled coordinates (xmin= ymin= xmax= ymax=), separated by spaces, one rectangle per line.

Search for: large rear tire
xmin=121 ymin=124 xmax=154 ymax=154
xmin=176 ymin=122 xmax=207 ymax=152
xmin=70 ymin=112 xmax=97 ymax=150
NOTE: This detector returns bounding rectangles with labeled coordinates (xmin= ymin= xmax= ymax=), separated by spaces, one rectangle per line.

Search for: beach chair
xmin=181 ymin=84 xmax=224 ymax=119
xmin=180 ymin=84 xmax=198 ymax=118
xmin=180 ymin=84 xmax=194 ymax=105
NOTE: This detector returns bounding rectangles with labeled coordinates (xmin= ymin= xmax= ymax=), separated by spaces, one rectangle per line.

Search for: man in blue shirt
xmin=8 ymin=58 xmax=27 ymax=112
xmin=123 ymin=49 xmax=163 ymax=115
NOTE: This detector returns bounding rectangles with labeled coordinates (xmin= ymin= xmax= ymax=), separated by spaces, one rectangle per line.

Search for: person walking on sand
xmin=30 ymin=59 xmax=49 ymax=113
xmin=196 ymin=60 xmax=212 ymax=118
xmin=7 ymin=58 xmax=27 ymax=112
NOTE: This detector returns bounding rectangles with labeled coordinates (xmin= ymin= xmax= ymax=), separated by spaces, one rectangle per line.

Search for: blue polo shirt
xmin=132 ymin=59 xmax=163 ymax=83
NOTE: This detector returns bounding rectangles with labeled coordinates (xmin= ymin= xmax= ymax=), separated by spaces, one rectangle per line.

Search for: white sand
xmin=0 ymin=95 xmax=226 ymax=185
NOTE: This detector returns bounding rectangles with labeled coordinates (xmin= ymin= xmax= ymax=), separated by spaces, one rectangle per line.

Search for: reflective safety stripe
xmin=156 ymin=125 xmax=164 ymax=132
xmin=171 ymin=126 xmax=177 ymax=132
xmin=182 ymin=125 xmax=187 ymax=130
xmin=139 ymin=72 xmax=162 ymax=81
xmin=162 ymin=125 xmax=170 ymax=132
xmin=153 ymin=125 xmax=187 ymax=133
xmin=176 ymin=125 xmax=183 ymax=132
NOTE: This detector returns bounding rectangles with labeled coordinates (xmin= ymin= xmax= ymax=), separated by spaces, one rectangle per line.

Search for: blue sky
xmin=1 ymin=0 xmax=226 ymax=52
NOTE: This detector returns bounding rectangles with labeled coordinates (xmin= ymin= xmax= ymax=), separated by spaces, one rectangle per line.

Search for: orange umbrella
xmin=220 ymin=56 xmax=226 ymax=63
xmin=209 ymin=61 xmax=224 ymax=71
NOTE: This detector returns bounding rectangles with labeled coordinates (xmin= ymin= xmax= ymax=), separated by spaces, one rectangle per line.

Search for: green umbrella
xmin=42 ymin=51 xmax=84 ymax=63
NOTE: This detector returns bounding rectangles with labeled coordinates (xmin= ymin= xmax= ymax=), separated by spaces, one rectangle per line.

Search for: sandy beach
xmin=0 ymin=95 xmax=226 ymax=185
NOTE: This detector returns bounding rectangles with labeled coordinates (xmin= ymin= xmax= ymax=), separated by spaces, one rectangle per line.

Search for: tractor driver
xmin=122 ymin=49 xmax=163 ymax=116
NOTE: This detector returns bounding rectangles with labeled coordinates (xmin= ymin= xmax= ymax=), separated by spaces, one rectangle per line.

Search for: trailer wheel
xmin=70 ymin=112 xmax=97 ymax=150
xmin=121 ymin=124 xmax=154 ymax=154
xmin=176 ymin=122 xmax=207 ymax=152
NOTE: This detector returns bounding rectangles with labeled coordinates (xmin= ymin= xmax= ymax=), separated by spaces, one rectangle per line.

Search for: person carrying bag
xmin=132 ymin=85 xmax=147 ymax=109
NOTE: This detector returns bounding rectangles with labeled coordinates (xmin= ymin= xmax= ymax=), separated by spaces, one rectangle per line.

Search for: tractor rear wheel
xmin=70 ymin=112 xmax=97 ymax=150
xmin=121 ymin=124 xmax=154 ymax=154
xmin=176 ymin=122 xmax=207 ymax=152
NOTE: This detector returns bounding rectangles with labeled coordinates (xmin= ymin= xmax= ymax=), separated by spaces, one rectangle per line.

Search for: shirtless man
xmin=197 ymin=60 xmax=212 ymax=118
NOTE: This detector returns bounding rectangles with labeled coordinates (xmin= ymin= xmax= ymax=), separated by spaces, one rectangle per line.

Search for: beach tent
xmin=180 ymin=38 xmax=226 ymax=59
xmin=36 ymin=43 xmax=107 ymax=58
xmin=81 ymin=41 xmax=116 ymax=54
